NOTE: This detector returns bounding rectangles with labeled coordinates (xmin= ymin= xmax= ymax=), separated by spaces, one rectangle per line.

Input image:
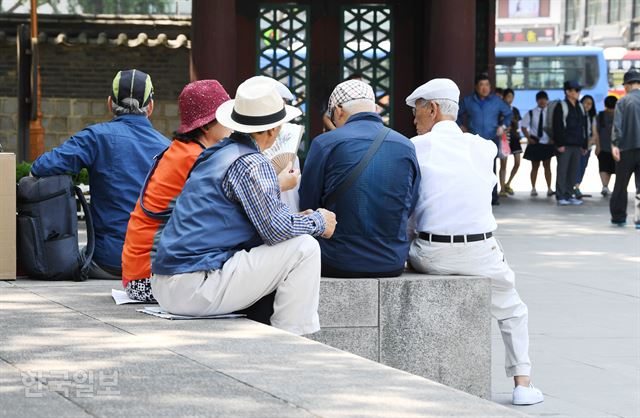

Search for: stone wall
xmin=0 ymin=40 xmax=189 ymax=157
xmin=0 ymin=96 xmax=180 ymax=156
xmin=0 ymin=43 xmax=190 ymax=100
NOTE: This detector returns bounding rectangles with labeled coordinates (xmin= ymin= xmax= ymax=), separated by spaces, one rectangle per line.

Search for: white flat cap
xmin=405 ymin=78 xmax=460 ymax=107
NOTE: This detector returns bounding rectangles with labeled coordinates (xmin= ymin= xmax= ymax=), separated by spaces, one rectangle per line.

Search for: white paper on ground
xmin=111 ymin=288 xmax=146 ymax=305
xmin=136 ymin=306 xmax=245 ymax=320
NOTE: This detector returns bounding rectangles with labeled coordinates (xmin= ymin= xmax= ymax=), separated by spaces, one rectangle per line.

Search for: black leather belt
xmin=418 ymin=232 xmax=492 ymax=243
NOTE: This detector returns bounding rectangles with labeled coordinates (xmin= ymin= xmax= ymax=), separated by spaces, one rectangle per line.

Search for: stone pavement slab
xmin=490 ymin=189 xmax=639 ymax=418
xmin=1 ymin=280 xmax=526 ymax=418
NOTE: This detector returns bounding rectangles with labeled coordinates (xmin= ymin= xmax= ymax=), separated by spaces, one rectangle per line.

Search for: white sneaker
xmin=558 ymin=199 xmax=570 ymax=206
xmin=569 ymin=198 xmax=583 ymax=205
xmin=512 ymin=383 xmax=544 ymax=405
xmin=530 ymin=188 xmax=538 ymax=197
xmin=601 ymin=186 xmax=610 ymax=196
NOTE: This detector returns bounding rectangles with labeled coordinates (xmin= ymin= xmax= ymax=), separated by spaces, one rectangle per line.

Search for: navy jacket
xmin=457 ymin=93 xmax=512 ymax=142
xmin=299 ymin=112 xmax=420 ymax=274
xmin=31 ymin=114 xmax=170 ymax=269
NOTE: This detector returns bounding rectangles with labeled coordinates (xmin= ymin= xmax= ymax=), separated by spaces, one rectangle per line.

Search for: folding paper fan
xmin=262 ymin=123 xmax=304 ymax=173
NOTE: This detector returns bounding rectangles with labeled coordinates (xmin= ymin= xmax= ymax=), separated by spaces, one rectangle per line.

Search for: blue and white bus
xmin=495 ymin=46 xmax=608 ymax=111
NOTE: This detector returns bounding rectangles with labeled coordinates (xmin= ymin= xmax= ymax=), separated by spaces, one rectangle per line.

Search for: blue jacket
xmin=457 ymin=93 xmax=512 ymax=142
xmin=31 ymin=115 xmax=170 ymax=270
xmin=152 ymin=136 xmax=260 ymax=276
xmin=299 ymin=112 xmax=420 ymax=274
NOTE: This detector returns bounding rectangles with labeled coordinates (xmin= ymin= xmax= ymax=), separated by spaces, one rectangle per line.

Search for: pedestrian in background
xmin=573 ymin=94 xmax=599 ymax=198
xmin=595 ymin=95 xmax=617 ymax=197
xmin=610 ymin=68 xmax=640 ymax=228
xmin=499 ymin=88 xmax=523 ymax=197
xmin=458 ymin=73 xmax=512 ymax=205
xmin=522 ymin=91 xmax=555 ymax=197
xmin=552 ymin=80 xmax=588 ymax=206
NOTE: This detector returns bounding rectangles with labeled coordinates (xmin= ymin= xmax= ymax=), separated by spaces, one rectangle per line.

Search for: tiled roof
xmin=0 ymin=13 xmax=191 ymax=48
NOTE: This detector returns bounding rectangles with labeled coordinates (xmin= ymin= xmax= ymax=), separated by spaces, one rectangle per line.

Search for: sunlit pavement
xmin=73 ymin=152 xmax=639 ymax=416
xmin=490 ymin=153 xmax=639 ymax=417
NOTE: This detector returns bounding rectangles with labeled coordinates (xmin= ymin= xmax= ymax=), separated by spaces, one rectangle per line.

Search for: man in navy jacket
xmin=457 ymin=73 xmax=512 ymax=205
xmin=299 ymin=80 xmax=420 ymax=278
xmin=31 ymin=69 xmax=170 ymax=278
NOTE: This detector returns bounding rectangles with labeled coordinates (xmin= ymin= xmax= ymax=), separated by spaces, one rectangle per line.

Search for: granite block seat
xmin=310 ymin=273 xmax=492 ymax=399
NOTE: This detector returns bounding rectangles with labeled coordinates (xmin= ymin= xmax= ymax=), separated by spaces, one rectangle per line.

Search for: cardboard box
xmin=0 ymin=153 xmax=16 ymax=280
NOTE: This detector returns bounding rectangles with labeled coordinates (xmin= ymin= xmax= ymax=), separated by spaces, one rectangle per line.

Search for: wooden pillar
xmin=191 ymin=0 xmax=237 ymax=89
xmin=392 ymin=0 xmax=422 ymax=137
xmin=308 ymin=1 xmax=341 ymax=141
xmin=424 ymin=0 xmax=478 ymax=98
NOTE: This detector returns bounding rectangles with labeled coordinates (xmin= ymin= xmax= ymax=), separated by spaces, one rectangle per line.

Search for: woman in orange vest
xmin=121 ymin=80 xmax=233 ymax=301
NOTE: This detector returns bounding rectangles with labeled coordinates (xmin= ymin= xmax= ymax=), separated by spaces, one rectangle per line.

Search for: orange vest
xmin=121 ymin=140 xmax=204 ymax=287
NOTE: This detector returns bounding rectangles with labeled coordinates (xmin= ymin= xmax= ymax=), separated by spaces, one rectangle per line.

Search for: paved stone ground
xmin=489 ymin=154 xmax=639 ymax=417
xmin=6 ymin=152 xmax=638 ymax=417
xmin=0 ymin=282 xmax=524 ymax=418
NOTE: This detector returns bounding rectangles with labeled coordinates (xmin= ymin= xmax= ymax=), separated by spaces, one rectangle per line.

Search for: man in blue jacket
xmin=31 ymin=69 xmax=170 ymax=279
xmin=299 ymin=80 xmax=421 ymax=278
xmin=457 ymin=73 xmax=512 ymax=205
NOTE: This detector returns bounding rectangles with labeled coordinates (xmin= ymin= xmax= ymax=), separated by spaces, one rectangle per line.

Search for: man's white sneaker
xmin=558 ymin=199 xmax=570 ymax=206
xmin=530 ymin=188 xmax=538 ymax=197
xmin=601 ymin=186 xmax=610 ymax=196
xmin=569 ymin=198 xmax=583 ymax=205
xmin=512 ymin=384 xmax=544 ymax=405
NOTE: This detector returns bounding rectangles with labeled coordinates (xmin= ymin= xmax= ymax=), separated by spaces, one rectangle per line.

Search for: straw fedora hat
xmin=216 ymin=77 xmax=301 ymax=133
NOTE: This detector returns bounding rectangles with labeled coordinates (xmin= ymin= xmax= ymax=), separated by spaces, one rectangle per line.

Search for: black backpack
xmin=16 ymin=175 xmax=95 ymax=281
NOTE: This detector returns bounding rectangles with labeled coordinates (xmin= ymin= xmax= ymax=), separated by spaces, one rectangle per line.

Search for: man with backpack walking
xmin=30 ymin=69 xmax=170 ymax=279
xmin=551 ymin=81 xmax=588 ymax=206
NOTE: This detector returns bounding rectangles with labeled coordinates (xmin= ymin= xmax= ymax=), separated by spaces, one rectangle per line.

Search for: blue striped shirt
xmin=222 ymin=152 xmax=325 ymax=245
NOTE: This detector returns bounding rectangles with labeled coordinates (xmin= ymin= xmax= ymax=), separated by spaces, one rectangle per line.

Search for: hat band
xmin=231 ymin=107 xmax=287 ymax=126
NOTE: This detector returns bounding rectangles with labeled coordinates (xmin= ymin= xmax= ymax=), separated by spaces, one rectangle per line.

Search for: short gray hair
xmin=111 ymin=97 xmax=150 ymax=116
xmin=417 ymin=98 xmax=458 ymax=118
xmin=340 ymin=98 xmax=376 ymax=115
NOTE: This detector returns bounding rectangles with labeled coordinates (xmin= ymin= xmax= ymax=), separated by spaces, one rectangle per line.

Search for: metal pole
xmin=28 ymin=0 xmax=45 ymax=161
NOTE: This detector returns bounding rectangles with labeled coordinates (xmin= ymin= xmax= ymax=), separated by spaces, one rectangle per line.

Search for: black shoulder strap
xmin=138 ymin=147 xmax=172 ymax=220
xmin=75 ymin=186 xmax=94 ymax=281
xmin=324 ymin=127 xmax=391 ymax=208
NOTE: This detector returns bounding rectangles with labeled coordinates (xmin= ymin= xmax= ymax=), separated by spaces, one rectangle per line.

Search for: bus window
xmin=496 ymin=47 xmax=608 ymax=110
xmin=496 ymin=55 xmax=599 ymax=90
xmin=496 ymin=56 xmax=525 ymax=89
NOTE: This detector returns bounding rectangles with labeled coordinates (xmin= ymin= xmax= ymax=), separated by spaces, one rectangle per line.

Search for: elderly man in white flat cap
xmin=151 ymin=77 xmax=337 ymax=335
xmin=299 ymin=79 xmax=420 ymax=278
xmin=406 ymin=78 xmax=544 ymax=406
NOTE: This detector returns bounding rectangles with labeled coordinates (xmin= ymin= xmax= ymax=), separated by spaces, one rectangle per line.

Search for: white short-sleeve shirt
xmin=411 ymin=120 xmax=498 ymax=235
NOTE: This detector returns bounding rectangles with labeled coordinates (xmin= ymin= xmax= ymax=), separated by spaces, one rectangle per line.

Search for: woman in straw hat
xmin=150 ymin=77 xmax=337 ymax=335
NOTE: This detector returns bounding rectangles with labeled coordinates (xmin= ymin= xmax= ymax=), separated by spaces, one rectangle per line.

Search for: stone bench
xmin=1 ymin=279 xmax=522 ymax=417
xmin=310 ymin=273 xmax=492 ymax=399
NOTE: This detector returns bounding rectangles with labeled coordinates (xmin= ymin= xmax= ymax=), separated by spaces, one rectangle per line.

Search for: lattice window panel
xmin=257 ymin=4 xmax=310 ymax=156
xmin=341 ymin=5 xmax=393 ymax=126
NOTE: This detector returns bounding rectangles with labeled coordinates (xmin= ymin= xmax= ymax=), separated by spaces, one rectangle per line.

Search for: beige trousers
xmin=409 ymin=236 xmax=531 ymax=377
xmin=151 ymin=235 xmax=321 ymax=335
